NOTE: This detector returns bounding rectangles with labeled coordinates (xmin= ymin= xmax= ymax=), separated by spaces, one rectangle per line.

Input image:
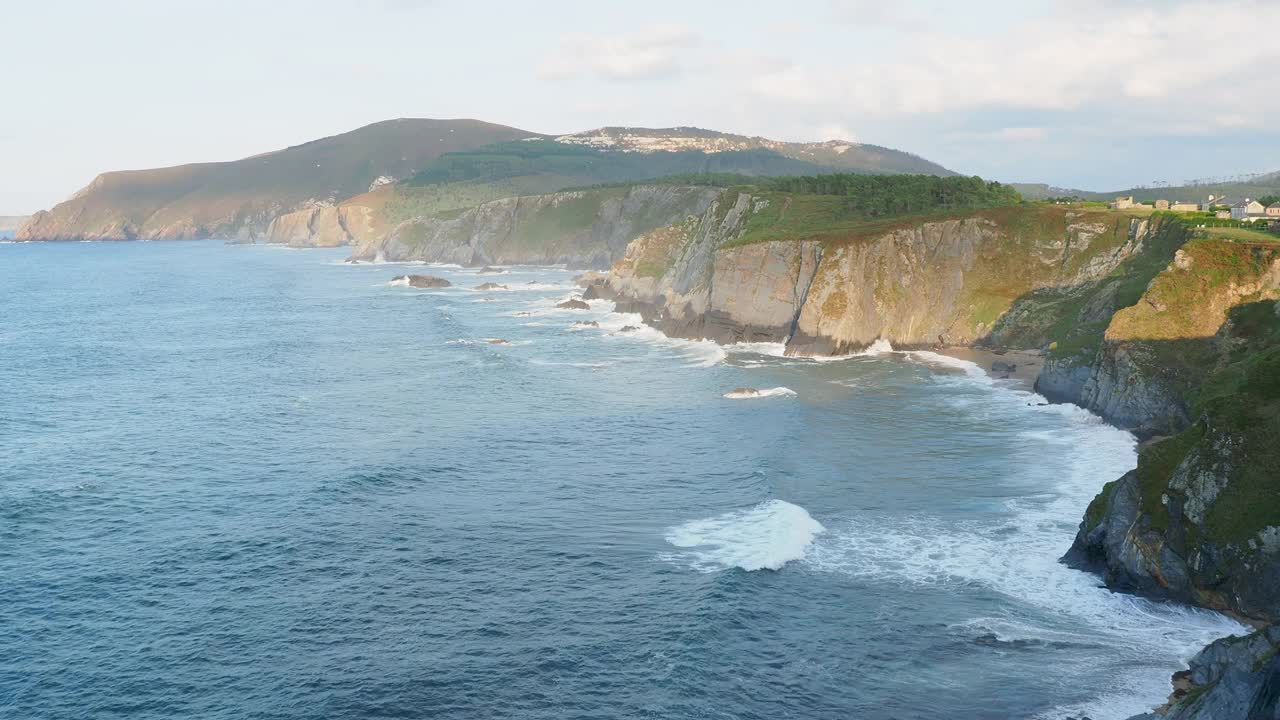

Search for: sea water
xmin=0 ymin=241 xmax=1246 ymax=719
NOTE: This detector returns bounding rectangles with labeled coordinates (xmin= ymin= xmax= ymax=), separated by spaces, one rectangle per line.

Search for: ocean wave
xmin=662 ymin=499 xmax=825 ymax=572
xmin=722 ymin=387 xmax=797 ymax=399
xmin=595 ymin=311 xmax=727 ymax=368
xmin=800 ymin=362 xmax=1246 ymax=719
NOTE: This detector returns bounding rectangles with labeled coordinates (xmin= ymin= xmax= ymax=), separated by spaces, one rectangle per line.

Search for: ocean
xmin=0 ymin=241 xmax=1245 ymax=719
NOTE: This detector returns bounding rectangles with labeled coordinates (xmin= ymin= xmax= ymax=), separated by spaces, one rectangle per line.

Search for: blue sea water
xmin=0 ymin=241 xmax=1246 ymax=719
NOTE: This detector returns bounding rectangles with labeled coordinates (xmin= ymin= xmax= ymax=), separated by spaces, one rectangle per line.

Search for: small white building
xmin=1109 ymin=196 xmax=1136 ymax=210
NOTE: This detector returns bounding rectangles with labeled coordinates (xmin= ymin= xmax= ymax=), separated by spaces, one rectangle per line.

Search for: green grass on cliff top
xmin=719 ymin=176 xmax=1024 ymax=248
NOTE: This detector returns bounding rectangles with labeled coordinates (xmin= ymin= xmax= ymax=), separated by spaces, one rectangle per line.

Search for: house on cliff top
xmin=1109 ymin=196 xmax=1136 ymax=209
xmin=1231 ymin=199 xmax=1267 ymax=221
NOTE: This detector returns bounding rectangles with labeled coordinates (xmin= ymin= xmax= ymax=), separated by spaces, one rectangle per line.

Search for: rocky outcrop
xmin=392 ymin=274 xmax=451 ymax=289
xmin=1130 ymin=627 xmax=1280 ymax=719
xmin=347 ymin=185 xmax=719 ymax=269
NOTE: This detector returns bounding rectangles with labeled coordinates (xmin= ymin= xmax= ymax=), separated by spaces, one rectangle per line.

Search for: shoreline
xmin=928 ymin=346 xmax=1045 ymax=393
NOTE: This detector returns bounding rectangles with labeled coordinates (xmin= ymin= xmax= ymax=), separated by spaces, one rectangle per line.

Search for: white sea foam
xmin=663 ymin=499 xmax=825 ymax=572
xmin=724 ymin=339 xmax=894 ymax=365
xmin=595 ymin=310 xmax=727 ymax=368
xmin=858 ymin=338 xmax=895 ymax=355
xmin=723 ymin=387 xmax=797 ymax=399
xmin=800 ymin=354 xmax=1247 ymax=719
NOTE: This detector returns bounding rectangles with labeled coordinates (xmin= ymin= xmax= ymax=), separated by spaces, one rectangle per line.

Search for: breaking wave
xmin=723 ymin=387 xmax=797 ymax=399
xmin=662 ymin=500 xmax=825 ymax=572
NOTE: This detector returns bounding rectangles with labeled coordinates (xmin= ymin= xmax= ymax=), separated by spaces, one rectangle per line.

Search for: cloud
xmin=826 ymin=0 xmax=936 ymax=28
xmin=747 ymin=0 xmax=1278 ymax=133
xmin=538 ymin=25 xmax=700 ymax=82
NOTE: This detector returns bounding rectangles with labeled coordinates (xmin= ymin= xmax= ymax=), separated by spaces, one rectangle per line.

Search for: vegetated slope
xmin=348 ymin=174 xmax=1018 ymax=269
xmin=270 ymin=129 xmax=957 ymax=248
xmin=16 ymin=119 xmax=543 ymax=242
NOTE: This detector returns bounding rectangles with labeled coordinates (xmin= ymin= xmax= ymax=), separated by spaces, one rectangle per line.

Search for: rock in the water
xmin=515 ymin=311 xmax=533 ymax=317
xmin=486 ymin=339 xmax=510 ymax=345
xmin=992 ymin=360 xmax=1017 ymax=372
xmin=582 ymin=284 xmax=602 ymax=300
xmin=393 ymin=274 xmax=452 ymax=289
xmin=724 ymin=387 xmax=762 ymax=398
xmin=618 ymin=325 xmax=640 ymax=333
xmin=556 ymin=299 xmax=591 ymax=310
xmin=475 ymin=283 xmax=508 ymax=291
xmin=572 ymin=320 xmax=599 ymax=328
xmin=476 ymin=266 xmax=504 ymax=274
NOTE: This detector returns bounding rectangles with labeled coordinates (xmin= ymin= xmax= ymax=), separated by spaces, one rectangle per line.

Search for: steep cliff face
xmin=1035 ymin=234 xmax=1278 ymax=439
xmin=264 ymin=205 xmax=375 ymax=248
xmin=607 ymin=192 xmax=825 ymax=343
xmin=604 ymin=194 xmax=1153 ymax=353
xmin=346 ymin=185 xmax=719 ymax=269
xmin=1064 ymin=242 xmax=1280 ymax=624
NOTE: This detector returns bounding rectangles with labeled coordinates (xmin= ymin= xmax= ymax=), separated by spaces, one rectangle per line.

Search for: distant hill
xmin=1087 ymin=172 xmax=1280 ymax=203
xmin=16 ymin=119 xmax=544 ymax=242
xmin=1009 ymin=183 xmax=1096 ymax=201
xmin=552 ymin=127 xmax=952 ymax=176
xmin=17 ymin=122 xmax=954 ymax=243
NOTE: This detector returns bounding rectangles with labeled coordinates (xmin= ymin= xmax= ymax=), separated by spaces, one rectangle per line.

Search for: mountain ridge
xmin=15 ymin=119 xmax=954 ymax=243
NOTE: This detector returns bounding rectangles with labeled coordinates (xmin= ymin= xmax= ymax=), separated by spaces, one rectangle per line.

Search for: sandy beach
xmin=934 ymin=347 xmax=1045 ymax=392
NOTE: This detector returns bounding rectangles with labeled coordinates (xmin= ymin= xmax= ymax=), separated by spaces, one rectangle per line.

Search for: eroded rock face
xmin=605 ymin=200 xmax=1152 ymax=354
xmin=1128 ymin=627 xmax=1280 ymax=720
xmin=347 ymin=185 xmax=720 ymax=269
xmin=265 ymin=205 xmax=374 ymax=248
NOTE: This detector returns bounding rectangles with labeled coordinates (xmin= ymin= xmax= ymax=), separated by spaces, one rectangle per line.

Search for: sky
xmin=2 ymin=0 xmax=1278 ymax=215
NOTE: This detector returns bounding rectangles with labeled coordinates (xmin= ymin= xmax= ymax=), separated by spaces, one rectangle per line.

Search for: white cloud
xmin=747 ymin=0 xmax=1279 ymax=132
xmin=538 ymin=25 xmax=700 ymax=82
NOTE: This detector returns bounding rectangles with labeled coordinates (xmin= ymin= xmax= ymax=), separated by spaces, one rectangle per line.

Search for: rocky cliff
xmin=346 ymin=185 xmax=720 ymax=269
xmin=604 ymin=190 xmax=1153 ymax=351
xmin=1061 ymin=242 xmax=1280 ymax=628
